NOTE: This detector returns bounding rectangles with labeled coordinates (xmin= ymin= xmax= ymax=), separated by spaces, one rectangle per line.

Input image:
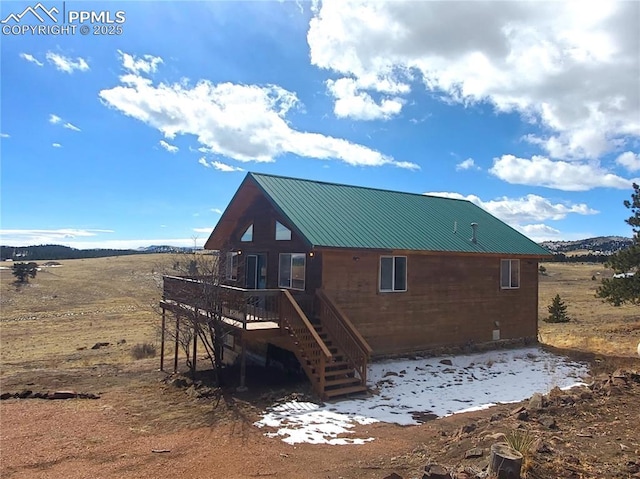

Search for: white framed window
xmin=279 ymin=253 xmax=305 ymax=290
xmin=240 ymin=224 xmax=253 ymax=242
xmin=379 ymin=256 xmax=407 ymax=292
xmin=275 ymin=221 xmax=292 ymax=241
xmin=226 ymin=252 xmax=239 ymax=281
xmin=500 ymin=259 xmax=520 ymax=289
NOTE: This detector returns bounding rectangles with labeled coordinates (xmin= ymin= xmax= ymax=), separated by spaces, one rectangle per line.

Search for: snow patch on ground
xmin=254 ymin=347 xmax=588 ymax=445
xmin=256 ymin=401 xmax=377 ymax=445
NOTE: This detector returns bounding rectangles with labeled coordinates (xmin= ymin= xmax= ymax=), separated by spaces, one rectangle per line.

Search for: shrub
xmin=538 ymin=265 xmax=547 ymax=275
xmin=131 ymin=343 xmax=156 ymax=360
xmin=12 ymin=262 xmax=38 ymax=284
xmin=505 ymin=429 xmax=536 ymax=476
xmin=505 ymin=429 xmax=536 ymax=454
xmin=545 ymin=294 xmax=571 ymax=323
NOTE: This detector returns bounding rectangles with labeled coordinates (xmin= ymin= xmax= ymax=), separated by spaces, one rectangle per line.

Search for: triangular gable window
xmin=275 ymin=221 xmax=291 ymax=241
xmin=241 ymin=224 xmax=253 ymax=242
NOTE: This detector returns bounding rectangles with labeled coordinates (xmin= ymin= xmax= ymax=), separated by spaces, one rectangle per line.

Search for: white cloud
xmin=45 ymin=52 xmax=89 ymax=73
xmin=426 ymin=191 xmax=599 ymax=242
xmin=425 ymin=191 xmax=598 ymax=224
xmin=516 ymin=224 xmax=593 ymax=242
xmin=307 ymin=1 xmax=639 ymax=159
xmin=117 ymin=50 xmax=163 ymax=75
xmin=0 ymin=229 xmax=114 ymax=245
xmin=198 ymin=158 xmax=210 ymax=168
xmin=193 ymin=227 xmax=214 ymax=234
xmin=211 ymin=208 xmax=223 ymax=214
xmin=211 ymin=161 xmax=244 ymax=172
xmin=49 ymin=114 xmax=81 ymax=132
xmin=327 ymin=78 xmax=404 ymax=120
xmin=490 ymin=154 xmax=638 ymax=191
xmin=455 ymin=158 xmax=479 ymax=171
xmin=99 ymin=52 xmax=418 ymax=170
xmin=0 ymin=229 xmax=214 ymax=249
xmin=615 ymin=151 xmax=640 ymax=172
xmin=0 ymin=133 xmax=9 ymax=138
xmin=159 ymin=140 xmax=179 ymax=153
xmin=52 ymin=143 xmax=62 ymax=148
xmin=68 ymin=238 xmax=208 ymax=249
xmin=518 ymin=224 xmax=562 ymax=241
xmin=19 ymin=53 xmax=43 ymax=66
xmin=0 ymin=229 xmax=217 ymax=250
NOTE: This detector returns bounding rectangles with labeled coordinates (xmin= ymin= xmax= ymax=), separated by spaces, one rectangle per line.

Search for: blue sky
xmin=1 ymin=0 xmax=639 ymax=249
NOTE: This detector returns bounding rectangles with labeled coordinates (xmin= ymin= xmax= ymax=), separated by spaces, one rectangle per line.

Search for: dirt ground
xmin=1 ymin=257 xmax=639 ymax=478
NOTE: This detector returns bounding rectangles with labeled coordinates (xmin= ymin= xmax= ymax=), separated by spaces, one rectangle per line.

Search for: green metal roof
xmin=249 ymin=172 xmax=551 ymax=256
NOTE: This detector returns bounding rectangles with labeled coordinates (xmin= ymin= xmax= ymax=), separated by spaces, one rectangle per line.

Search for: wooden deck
xmin=160 ymin=275 xmax=371 ymax=400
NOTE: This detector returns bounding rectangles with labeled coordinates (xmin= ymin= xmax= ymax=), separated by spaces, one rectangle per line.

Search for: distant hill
xmin=137 ymin=245 xmax=201 ymax=254
xmin=0 ymin=244 xmax=196 ymax=261
xmin=540 ymin=236 xmax=633 ymax=255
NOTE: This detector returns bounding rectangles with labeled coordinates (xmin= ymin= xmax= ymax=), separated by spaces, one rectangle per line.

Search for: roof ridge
xmin=248 ymin=171 xmax=471 ymax=203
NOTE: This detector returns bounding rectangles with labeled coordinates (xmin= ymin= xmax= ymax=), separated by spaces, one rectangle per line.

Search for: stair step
xmin=324 ymin=376 xmax=360 ymax=388
xmin=324 ymin=363 xmax=354 ymax=375
xmin=323 ymin=384 xmax=368 ymax=399
xmin=325 ymin=361 xmax=350 ymax=371
xmin=325 ymin=370 xmax=354 ymax=381
xmin=305 ymin=361 xmax=348 ymax=376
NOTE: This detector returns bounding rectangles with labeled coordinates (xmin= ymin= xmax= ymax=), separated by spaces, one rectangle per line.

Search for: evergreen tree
xmin=596 ymin=183 xmax=640 ymax=306
xmin=12 ymin=262 xmax=38 ymax=284
xmin=545 ymin=294 xmax=571 ymax=323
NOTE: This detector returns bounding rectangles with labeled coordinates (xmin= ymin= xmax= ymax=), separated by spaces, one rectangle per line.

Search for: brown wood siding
xmin=321 ymin=250 xmax=538 ymax=356
xmin=221 ymin=192 xmax=321 ymax=292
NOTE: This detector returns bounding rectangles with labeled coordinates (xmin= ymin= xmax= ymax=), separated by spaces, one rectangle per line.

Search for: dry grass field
xmin=537 ymin=262 xmax=639 ymax=357
xmin=1 ymin=255 xmax=636 ymax=376
xmin=0 ymin=254 xmax=169 ymax=373
xmin=1 ymin=255 xmax=638 ymax=479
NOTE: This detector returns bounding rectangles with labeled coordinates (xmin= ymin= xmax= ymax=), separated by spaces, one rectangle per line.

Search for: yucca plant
xmin=505 ymin=429 xmax=537 ymax=477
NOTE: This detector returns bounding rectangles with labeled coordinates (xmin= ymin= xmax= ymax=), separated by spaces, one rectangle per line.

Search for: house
xmin=161 ymin=172 xmax=551 ymax=399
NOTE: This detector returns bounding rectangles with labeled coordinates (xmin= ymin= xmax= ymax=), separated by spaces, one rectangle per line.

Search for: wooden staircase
xmin=160 ymin=275 xmax=370 ymax=401
xmin=280 ymin=289 xmax=371 ymax=400
xmin=310 ymin=320 xmax=368 ymax=399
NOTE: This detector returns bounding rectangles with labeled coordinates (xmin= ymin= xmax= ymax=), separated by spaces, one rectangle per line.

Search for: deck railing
xmin=162 ymin=276 xmax=363 ymax=398
xmin=315 ymin=289 xmax=372 ymax=385
xmin=163 ymin=275 xmax=281 ymax=326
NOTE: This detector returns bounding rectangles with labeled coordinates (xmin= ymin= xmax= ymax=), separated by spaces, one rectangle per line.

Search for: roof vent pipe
xmin=471 ymin=222 xmax=478 ymax=243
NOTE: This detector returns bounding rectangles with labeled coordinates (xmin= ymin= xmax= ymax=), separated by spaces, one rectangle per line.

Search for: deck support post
xmin=192 ymin=319 xmax=198 ymax=376
xmin=237 ymin=336 xmax=248 ymax=392
xmin=173 ymin=314 xmax=180 ymax=373
xmin=160 ymin=307 xmax=166 ymax=371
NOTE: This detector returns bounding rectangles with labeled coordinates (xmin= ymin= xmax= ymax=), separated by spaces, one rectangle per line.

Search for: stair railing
xmin=315 ymin=289 xmax=372 ymax=385
xmin=279 ymin=289 xmax=332 ymax=396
